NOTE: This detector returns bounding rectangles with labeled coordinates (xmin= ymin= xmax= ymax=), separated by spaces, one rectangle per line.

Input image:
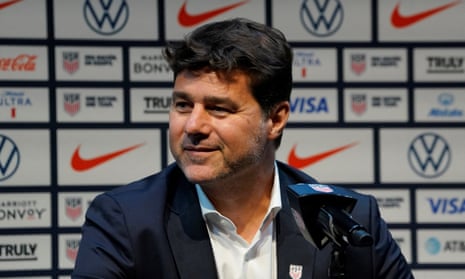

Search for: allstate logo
xmin=83 ymin=0 xmax=129 ymax=35
xmin=438 ymin=93 xmax=454 ymax=106
xmin=425 ymin=237 xmax=441 ymax=255
xmin=408 ymin=132 xmax=451 ymax=178
xmin=300 ymin=0 xmax=344 ymax=37
xmin=0 ymin=134 xmax=20 ymax=182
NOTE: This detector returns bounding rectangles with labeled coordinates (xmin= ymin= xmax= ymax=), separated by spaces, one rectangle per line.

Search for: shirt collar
xmin=196 ymin=161 xmax=282 ymax=222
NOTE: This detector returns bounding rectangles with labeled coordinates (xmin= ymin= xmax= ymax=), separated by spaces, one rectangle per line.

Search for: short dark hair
xmin=163 ymin=17 xmax=293 ymax=116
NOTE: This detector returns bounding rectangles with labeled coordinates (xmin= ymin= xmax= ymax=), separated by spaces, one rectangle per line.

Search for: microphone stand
xmin=319 ymin=207 xmax=350 ymax=279
xmin=319 ymin=206 xmax=374 ymax=279
xmin=287 ymin=184 xmax=374 ymax=279
xmin=329 ymin=242 xmax=346 ymax=279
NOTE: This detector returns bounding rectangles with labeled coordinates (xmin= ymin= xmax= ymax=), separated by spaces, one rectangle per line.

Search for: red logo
xmin=0 ymin=0 xmax=22 ymax=10
xmin=66 ymin=239 xmax=80 ymax=261
xmin=71 ymin=143 xmax=145 ymax=172
xmin=351 ymin=54 xmax=366 ymax=75
xmin=178 ymin=0 xmax=249 ymax=27
xmin=63 ymin=52 xmax=79 ymax=75
xmin=65 ymin=197 xmax=82 ymax=221
xmin=310 ymin=184 xmax=334 ymax=193
xmin=351 ymin=94 xmax=367 ymax=115
xmin=0 ymin=54 xmax=37 ymax=71
xmin=64 ymin=93 xmax=80 ymax=116
xmin=288 ymin=142 xmax=358 ymax=169
xmin=391 ymin=0 xmax=462 ymax=28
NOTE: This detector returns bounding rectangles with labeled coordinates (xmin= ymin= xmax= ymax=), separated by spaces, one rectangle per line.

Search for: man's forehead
xmin=177 ymin=68 xmax=250 ymax=84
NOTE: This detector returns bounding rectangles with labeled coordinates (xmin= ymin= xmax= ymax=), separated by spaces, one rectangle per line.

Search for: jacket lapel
xmin=165 ymin=175 xmax=218 ymax=279
xmin=277 ymin=164 xmax=318 ymax=279
xmin=276 ymin=208 xmax=318 ymax=279
xmin=164 ymin=162 xmax=320 ymax=279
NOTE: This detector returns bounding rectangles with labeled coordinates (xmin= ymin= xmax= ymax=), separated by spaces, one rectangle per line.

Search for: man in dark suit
xmin=72 ymin=18 xmax=413 ymax=279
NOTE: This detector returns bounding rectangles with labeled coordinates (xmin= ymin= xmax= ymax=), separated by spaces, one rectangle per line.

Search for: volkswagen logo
xmin=83 ymin=0 xmax=129 ymax=36
xmin=408 ymin=132 xmax=451 ymax=178
xmin=300 ymin=0 xmax=344 ymax=37
xmin=0 ymin=134 xmax=20 ymax=182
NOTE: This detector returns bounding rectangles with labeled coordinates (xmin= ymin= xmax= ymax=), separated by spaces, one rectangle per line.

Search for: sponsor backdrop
xmin=0 ymin=0 xmax=464 ymax=278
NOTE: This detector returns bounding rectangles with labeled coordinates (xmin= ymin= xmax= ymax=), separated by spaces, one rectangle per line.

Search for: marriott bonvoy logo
xmin=0 ymin=194 xmax=50 ymax=228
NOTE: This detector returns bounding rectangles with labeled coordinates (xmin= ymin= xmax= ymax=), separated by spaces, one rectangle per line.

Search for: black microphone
xmin=287 ymin=183 xmax=373 ymax=249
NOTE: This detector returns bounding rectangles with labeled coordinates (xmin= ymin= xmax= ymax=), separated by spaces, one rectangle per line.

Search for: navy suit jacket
xmin=72 ymin=162 xmax=413 ymax=279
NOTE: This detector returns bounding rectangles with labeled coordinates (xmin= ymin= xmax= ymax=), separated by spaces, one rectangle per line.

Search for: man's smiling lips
xmin=183 ymin=144 xmax=218 ymax=155
xmin=182 ymin=145 xmax=219 ymax=164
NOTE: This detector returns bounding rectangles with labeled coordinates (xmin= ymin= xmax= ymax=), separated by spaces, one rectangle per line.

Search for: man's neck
xmin=200 ymin=164 xmax=275 ymax=243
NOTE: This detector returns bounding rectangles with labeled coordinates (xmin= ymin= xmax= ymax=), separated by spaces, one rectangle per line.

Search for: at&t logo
xmin=425 ymin=236 xmax=465 ymax=255
xmin=425 ymin=237 xmax=441 ymax=255
xmin=408 ymin=132 xmax=451 ymax=178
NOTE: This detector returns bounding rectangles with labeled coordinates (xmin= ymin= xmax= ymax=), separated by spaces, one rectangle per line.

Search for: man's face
xmin=169 ymin=69 xmax=274 ymax=186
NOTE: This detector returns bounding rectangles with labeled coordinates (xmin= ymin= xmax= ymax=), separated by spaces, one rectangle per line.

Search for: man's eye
xmin=173 ymin=101 xmax=192 ymax=111
xmin=209 ymin=106 xmax=231 ymax=114
xmin=213 ymin=106 xmax=227 ymax=112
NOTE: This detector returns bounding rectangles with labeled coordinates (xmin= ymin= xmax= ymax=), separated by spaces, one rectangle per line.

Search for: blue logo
xmin=0 ymin=91 xmax=32 ymax=107
xmin=425 ymin=237 xmax=441 ymax=255
xmin=0 ymin=134 xmax=20 ymax=182
xmin=438 ymin=93 xmax=454 ymax=106
xmin=300 ymin=0 xmax=343 ymax=37
xmin=290 ymin=97 xmax=329 ymax=114
xmin=428 ymin=197 xmax=465 ymax=214
xmin=407 ymin=132 xmax=451 ymax=178
xmin=428 ymin=92 xmax=463 ymax=118
xmin=293 ymin=51 xmax=322 ymax=67
xmin=83 ymin=0 xmax=129 ymax=36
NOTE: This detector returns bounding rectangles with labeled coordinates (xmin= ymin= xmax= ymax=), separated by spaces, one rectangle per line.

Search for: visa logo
xmin=428 ymin=198 xmax=465 ymax=214
xmin=290 ymin=97 xmax=328 ymax=113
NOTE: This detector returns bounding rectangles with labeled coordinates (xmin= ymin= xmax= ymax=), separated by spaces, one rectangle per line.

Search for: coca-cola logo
xmin=0 ymin=54 xmax=37 ymax=71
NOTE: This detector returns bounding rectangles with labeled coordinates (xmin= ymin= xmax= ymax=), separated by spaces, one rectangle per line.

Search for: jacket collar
xmin=164 ymin=165 xmax=218 ymax=279
xmin=165 ymin=162 xmax=318 ymax=279
xmin=276 ymin=163 xmax=318 ymax=279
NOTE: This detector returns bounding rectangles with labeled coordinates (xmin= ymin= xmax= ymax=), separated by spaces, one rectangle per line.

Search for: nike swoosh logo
xmin=71 ymin=143 xmax=145 ymax=172
xmin=0 ymin=0 xmax=22 ymax=10
xmin=288 ymin=142 xmax=358 ymax=169
xmin=178 ymin=0 xmax=249 ymax=27
xmin=391 ymin=0 xmax=462 ymax=28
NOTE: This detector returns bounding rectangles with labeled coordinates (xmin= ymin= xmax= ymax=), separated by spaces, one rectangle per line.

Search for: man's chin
xmin=181 ymin=165 xmax=218 ymax=184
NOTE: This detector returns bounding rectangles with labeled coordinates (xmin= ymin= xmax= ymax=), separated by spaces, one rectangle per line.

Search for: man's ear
xmin=268 ymin=101 xmax=290 ymax=140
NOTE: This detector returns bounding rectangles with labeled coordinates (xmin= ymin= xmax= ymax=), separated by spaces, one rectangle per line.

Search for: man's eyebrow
xmin=203 ymin=95 xmax=234 ymax=105
xmin=172 ymin=91 xmax=237 ymax=108
xmin=172 ymin=91 xmax=189 ymax=99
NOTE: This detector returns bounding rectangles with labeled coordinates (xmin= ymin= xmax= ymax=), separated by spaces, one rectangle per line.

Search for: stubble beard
xmin=173 ymin=127 xmax=269 ymax=188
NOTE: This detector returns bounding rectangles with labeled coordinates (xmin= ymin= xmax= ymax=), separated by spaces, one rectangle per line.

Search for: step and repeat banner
xmin=1 ymin=0 xmax=465 ymax=278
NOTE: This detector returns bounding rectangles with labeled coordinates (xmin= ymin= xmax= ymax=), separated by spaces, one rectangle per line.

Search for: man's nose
xmin=184 ymin=106 xmax=211 ymax=135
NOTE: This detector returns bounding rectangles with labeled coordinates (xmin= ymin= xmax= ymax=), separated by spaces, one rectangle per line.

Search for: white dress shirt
xmin=196 ymin=164 xmax=282 ymax=279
